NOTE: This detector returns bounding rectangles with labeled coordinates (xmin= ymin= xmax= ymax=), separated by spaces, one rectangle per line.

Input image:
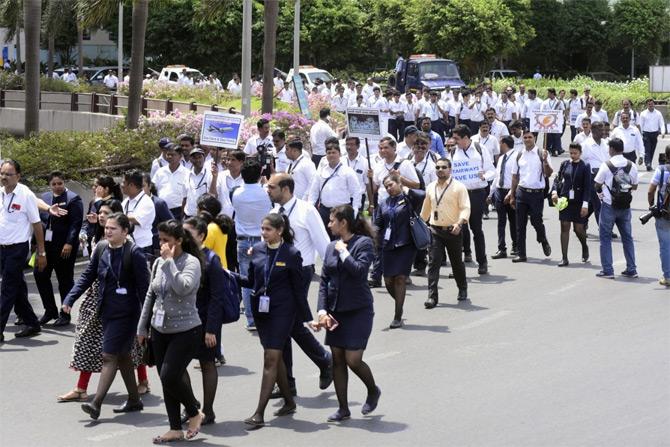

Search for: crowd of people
xmin=0 ymin=79 xmax=669 ymax=442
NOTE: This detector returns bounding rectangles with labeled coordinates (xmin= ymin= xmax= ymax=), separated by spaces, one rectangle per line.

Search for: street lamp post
xmin=118 ymin=2 xmax=123 ymax=82
xmin=241 ymin=0 xmax=252 ymax=117
xmin=293 ymin=0 xmax=300 ymax=75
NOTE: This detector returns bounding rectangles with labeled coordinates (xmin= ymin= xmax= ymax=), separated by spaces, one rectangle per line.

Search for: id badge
xmin=569 ymin=189 xmax=575 ymax=200
xmin=154 ymin=309 xmax=165 ymax=327
xmin=384 ymin=227 xmax=391 ymax=241
xmin=45 ymin=229 xmax=53 ymax=242
xmin=433 ymin=211 xmax=439 ymax=221
xmin=115 ymin=287 xmax=128 ymax=295
xmin=259 ymin=295 xmax=270 ymax=313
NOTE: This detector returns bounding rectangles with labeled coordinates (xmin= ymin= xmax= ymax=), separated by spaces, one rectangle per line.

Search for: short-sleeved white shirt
xmin=594 ymin=155 xmax=639 ymax=206
xmin=0 ymin=183 xmax=40 ymax=244
xmin=372 ymin=156 xmax=420 ymax=202
xmin=152 ymin=165 xmax=189 ymax=209
xmin=511 ymin=146 xmax=554 ymax=189
xmin=122 ymin=192 xmax=155 ymax=248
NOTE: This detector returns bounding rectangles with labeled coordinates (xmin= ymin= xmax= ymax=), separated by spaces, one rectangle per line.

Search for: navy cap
xmin=404 ymin=125 xmax=418 ymax=136
xmin=190 ymin=147 xmax=205 ymax=156
xmin=158 ymin=137 xmax=171 ymax=149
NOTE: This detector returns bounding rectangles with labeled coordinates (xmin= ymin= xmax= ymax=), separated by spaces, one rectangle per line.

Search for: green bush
xmin=0 ymin=72 xmax=107 ymax=93
xmin=491 ymin=76 xmax=669 ymax=113
xmin=0 ymin=71 xmax=23 ymax=90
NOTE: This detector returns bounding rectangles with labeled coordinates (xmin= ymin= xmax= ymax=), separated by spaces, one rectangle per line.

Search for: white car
xmin=158 ymin=65 xmax=205 ymax=84
xmin=286 ymin=66 xmax=334 ymax=91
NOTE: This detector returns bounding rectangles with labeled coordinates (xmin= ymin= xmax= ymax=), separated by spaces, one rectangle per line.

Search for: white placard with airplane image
xmin=200 ymin=111 xmax=244 ymax=149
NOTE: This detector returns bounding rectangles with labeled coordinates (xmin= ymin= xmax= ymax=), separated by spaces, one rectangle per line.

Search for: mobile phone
xmin=327 ymin=314 xmax=339 ymax=331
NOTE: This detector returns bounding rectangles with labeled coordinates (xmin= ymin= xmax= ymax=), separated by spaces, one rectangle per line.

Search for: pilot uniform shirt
xmin=388 ymin=99 xmax=405 ymax=119
xmin=244 ymin=135 xmax=274 ymax=156
xmin=288 ymin=153 xmax=317 ymax=200
xmin=150 ymin=154 xmax=169 ymax=178
xmin=612 ymin=125 xmax=644 ymax=158
xmin=568 ymin=98 xmax=583 ymax=126
xmin=0 ymin=183 xmax=40 ymax=245
xmin=310 ymin=120 xmax=337 ymax=157
xmin=273 ymin=197 xmax=330 ymax=267
xmin=122 ymin=192 xmax=155 ymax=248
xmin=469 ymin=101 xmax=486 ymax=122
xmin=640 ymin=109 xmax=666 ymax=133
xmin=396 ymin=141 xmax=413 ymax=160
xmin=510 ymin=146 xmax=554 ymax=189
xmin=274 ymin=146 xmax=291 ymax=173
xmin=308 ymin=163 xmax=360 ymax=214
xmin=152 ymin=165 xmax=189 ymax=210
xmin=422 ymin=101 xmax=442 ymax=121
xmin=489 ymin=119 xmax=510 ymax=139
xmin=482 ymin=91 xmax=498 ymax=109
xmin=489 ymin=148 xmax=518 ymax=198
xmin=402 ymin=101 xmax=420 ymax=122
xmin=574 ymin=131 xmax=591 ymax=146
xmin=184 ymin=168 xmax=212 ymax=217
xmin=495 ymin=100 xmax=515 ymax=122
xmin=471 ymin=133 xmax=501 ymax=158
xmin=372 ymin=156 xmax=420 ymax=203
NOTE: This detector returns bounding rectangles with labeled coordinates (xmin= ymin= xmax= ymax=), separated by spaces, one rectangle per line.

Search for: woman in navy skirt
xmin=311 ymin=204 xmax=381 ymax=422
xmin=237 ymin=213 xmax=312 ymax=428
xmin=374 ymin=174 xmax=417 ymax=329
xmin=63 ymin=212 xmax=150 ymax=420
xmin=551 ymin=142 xmax=592 ymax=266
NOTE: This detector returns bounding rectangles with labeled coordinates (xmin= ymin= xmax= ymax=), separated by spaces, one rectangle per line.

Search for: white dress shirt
xmin=593 ymin=109 xmax=609 ymax=124
xmin=574 ymin=131 xmax=591 ymax=146
xmin=152 ymin=165 xmax=189 ymax=209
xmin=150 ymin=155 xmax=168 ymax=179
xmin=511 ymin=146 xmax=554 ymax=189
xmin=279 ymin=88 xmax=295 ymax=104
xmin=575 ymin=111 xmax=596 ymax=129
xmin=422 ymin=101 xmax=442 ymax=121
xmin=511 ymin=134 xmax=525 ymax=152
xmin=612 ymin=109 xmax=639 ymax=127
xmin=372 ymin=156 xmax=419 ymax=202
xmin=568 ymin=98 xmax=583 ymax=125
xmin=594 ymin=154 xmax=639 ymax=206
xmin=331 ymin=94 xmax=348 ymax=113
xmin=490 ymin=149 xmax=518 ymax=195
xmin=396 ymin=141 xmax=412 ymax=159
xmin=413 ymin=156 xmax=437 ymax=185
xmin=612 ymin=125 xmax=644 ymax=157
xmin=231 ymin=183 xmax=272 ymax=237
xmin=243 ymin=135 xmax=274 ymax=156
xmin=482 ymin=91 xmax=498 ymax=109
xmin=0 ymin=183 xmax=40 ymax=244
xmin=471 ymin=133 xmax=500 ymax=158
xmin=523 ymin=98 xmax=543 ymax=120
xmin=309 ymin=120 xmax=337 ymax=156
xmin=273 ymin=197 xmax=330 ymax=267
xmin=184 ymin=168 xmax=212 ymax=217
xmin=540 ymin=98 xmax=565 ymax=112
xmin=308 ymin=163 xmax=360 ymax=214
xmin=344 ymin=153 xmax=369 ymax=197
xmin=450 ymin=143 xmax=496 ymax=190
xmin=122 ymin=192 xmax=155 ymax=248
xmin=212 ymin=173 xmax=236 ymax=217
xmin=489 ymin=119 xmax=510 ymax=138
xmin=640 ymin=109 xmax=666 ymax=133
xmin=582 ymin=136 xmax=611 ymax=174
xmin=469 ymin=101 xmax=486 ymax=122
xmin=494 ymin=100 xmax=515 ymax=121
xmin=288 ymin=154 xmax=317 ymax=200
xmin=103 ymin=74 xmax=119 ymax=89
xmin=402 ymin=101 xmax=420 ymax=122
xmin=274 ymin=146 xmax=291 ymax=173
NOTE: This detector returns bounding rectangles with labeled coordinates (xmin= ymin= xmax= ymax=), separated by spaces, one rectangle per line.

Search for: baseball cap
xmin=190 ymin=147 xmax=205 ymax=156
xmin=404 ymin=125 xmax=419 ymax=136
xmin=158 ymin=137 xmax=171 ymax=149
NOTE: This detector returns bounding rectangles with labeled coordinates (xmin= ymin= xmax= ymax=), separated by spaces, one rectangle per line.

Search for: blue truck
xmin=392 ymin=54 xmax=466 ymax=93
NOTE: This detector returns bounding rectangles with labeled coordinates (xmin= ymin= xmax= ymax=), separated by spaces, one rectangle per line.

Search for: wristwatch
xmin=38 ymin=252 xmax=46 ymax=257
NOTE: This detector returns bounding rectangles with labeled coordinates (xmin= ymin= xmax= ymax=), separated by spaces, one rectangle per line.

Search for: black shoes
xmin=319 ymin=354 xmax=334 ymax=390
xmin=361 ymin=386 xmax=381 ymax=415
xmin=368 ymin=279 xmax=382 ymax=288
xmin=82 ymin=402 xmax=101 ymax=420
xmin=389 ymin=319 xmax=403 ymax=329
xmin=541 ymin=240 xmax=552 ymax=257
xmin=53 ymin=315 xmax=71 ymax=327
xmin=411 ymin=268 xmax=426 ymax=277
xmin=202 ymin=413 xmax=216 ymax=425
xmin=424 ymin=298 xmax=437 ymax=309
xmin=38 ymin=312 xmax=58 ymax=325
xmin=491 ymin=250 xmax=507 ymax=259
xmin=463 ymin=254 xmax=473 ymax=263
xmin=15 ymin=326 xmax=40 ymax=338
xmin=510 ymin=247 xmax=519 ymax=256
xmin=582 ymin=246 xmax=590 ymax=263
xmin=0 ymin=333 xmax=4 ymax=343
xmin=327 ymin=408 xmax=351 ymax=422
xmin=512 ymin=256 xmax=527 ymax=263
xmin=558 ymin=259 xmax=569 ymax=267
xmin=269 ymin=383 xmax=297 ymax=399
xmin=478 ymin=263 xmax=488 ymax=275
xmin=457 ymin=289 xmax=468 ymax=301
xmin=113 ymin=399 xmax=144 ymax=413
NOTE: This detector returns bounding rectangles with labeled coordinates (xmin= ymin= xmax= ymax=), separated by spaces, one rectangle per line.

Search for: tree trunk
xmin=127 ymin=0 xmax=149 ymax=129
xmin=47 ymin=34 xmax=54 ymax=78
xmin=262 ymin=0 xmax=279 ymax=114
xmin=24 ymin=0 xmax=42 ymax=136
xmin=15 ymin=20 xmax=22 ymax=73
xmin=77 ymin=22 xmax=84 ymax=77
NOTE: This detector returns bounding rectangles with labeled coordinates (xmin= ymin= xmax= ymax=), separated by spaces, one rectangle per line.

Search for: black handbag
xmin=141 ymin=260 xmax=159 ymax=367
xmin=405 ymin=192 xmax=432 ymax=250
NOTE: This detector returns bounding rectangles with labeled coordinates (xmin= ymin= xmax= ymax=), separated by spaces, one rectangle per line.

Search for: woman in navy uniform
xmin=312 ymin=204 xmax=381 ymax=422
xmin=374 ymin=174 xmax=417 ymax=329
xmin=63 ymin=212 xmax=150 ymax=420
xmin=238 ymin=213 xmax=311 ymax=428
xmin=551 ymin=142 xmax=592 ymax=266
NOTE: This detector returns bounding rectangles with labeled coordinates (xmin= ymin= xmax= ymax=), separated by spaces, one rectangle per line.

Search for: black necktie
xmin=498 ymin=153 xmax=509 ymax=188
xmin=279 ymin=206 xmax=285 ymax=215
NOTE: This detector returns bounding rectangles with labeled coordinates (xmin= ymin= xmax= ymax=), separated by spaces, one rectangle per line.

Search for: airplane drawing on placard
xmin=208 ymin=123 xmax=234 ymax=134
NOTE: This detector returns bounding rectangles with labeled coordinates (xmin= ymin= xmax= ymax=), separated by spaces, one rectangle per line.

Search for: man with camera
xmin=645 ymin=145 xmax=670 ymax=286
xmin=244 ymin=119 xmax=275 ymax=179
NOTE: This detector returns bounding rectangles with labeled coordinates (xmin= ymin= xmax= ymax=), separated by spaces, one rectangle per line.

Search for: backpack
xmin=606 ymin=160 xmax=634 ymax=209
xmin=220 ymin=266 xmax=242 ymax=324
xmin=657 ymin=165 xmax=670 ymax=218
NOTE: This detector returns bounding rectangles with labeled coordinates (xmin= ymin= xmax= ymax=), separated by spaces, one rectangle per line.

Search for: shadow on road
xmin=216 ymin=365 xmax=255 ymax=378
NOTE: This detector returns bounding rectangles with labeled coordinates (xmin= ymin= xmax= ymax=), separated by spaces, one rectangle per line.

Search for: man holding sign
xmin=540 ymin=88 xmax=565 ymax=156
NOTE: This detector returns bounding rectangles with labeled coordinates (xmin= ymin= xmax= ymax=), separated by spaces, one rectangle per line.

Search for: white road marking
xmin=454 ymin=311 xmax=511 ymax=330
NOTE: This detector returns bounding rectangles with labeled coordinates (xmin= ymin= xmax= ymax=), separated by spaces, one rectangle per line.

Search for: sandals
xmin=185 ymin=412 xmax=204 ymax=440
xmin=57 ymin=389 xmax=88 ymax=402
xmin=137 ymin=381 xmax=150 ymax=395
xmin=152 ymin=434 xmax=184 ymax=444
xmin=273 ymin=404 xmax=297 ymax=417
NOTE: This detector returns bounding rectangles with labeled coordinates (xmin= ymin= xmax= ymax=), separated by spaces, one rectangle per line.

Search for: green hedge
xmin=0 ymin=71 xmax=107 ymax=93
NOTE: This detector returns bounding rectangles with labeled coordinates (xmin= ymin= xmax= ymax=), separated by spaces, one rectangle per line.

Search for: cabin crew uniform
xmin=375 ymin=194 xmax=417 ymax=277
xmin=553 ymin=159 xmax=592 ymax=224
xmin=0 ymin=184 xmax=42 ymax=336
xmin=489 ymin=149 xmax=518 ymax=254
xmin=308 ymin=163 xmax=360 ymax=237
xmin=34 ymin=189 xmax=83 ymax=321
xmin=494 ymin=100 xmax=514 ymax=128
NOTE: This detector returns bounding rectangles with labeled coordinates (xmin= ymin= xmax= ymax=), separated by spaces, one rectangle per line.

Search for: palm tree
xmin=43 ymin=0 xmax=75 ymax=77
xmin=24 ymin=0 xmax=41 ymax=135
xmin=0 ymin=0 xmax=23 ymax=72
xmin=261 ymin=0 xmax=278 ymax=114
xmin=78 ymin=0 xmax=149 ymax=128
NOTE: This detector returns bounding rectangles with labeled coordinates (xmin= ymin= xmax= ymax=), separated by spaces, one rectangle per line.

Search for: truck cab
xmin=394 ymin=54 xmax=465 ymax=93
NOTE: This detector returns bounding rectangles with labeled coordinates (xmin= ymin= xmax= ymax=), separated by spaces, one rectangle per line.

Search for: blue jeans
xmin=656 ymin=218 xmax=670 ymax=279
xmin=598 ymin=203 xmax=636 ymax=275
xmin=237 ymin=237 xmax=260 ymax=326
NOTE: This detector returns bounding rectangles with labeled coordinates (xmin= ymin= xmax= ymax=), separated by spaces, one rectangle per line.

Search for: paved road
xmin=1 ymin=146 xmax=669 ymax=447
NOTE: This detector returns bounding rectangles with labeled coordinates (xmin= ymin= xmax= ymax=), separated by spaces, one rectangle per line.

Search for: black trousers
xmin=494 ymin=188 xmax=517 ymax=252
xmin=431 ymin=119 xmax=445 ymax=141
xmin=623 ymin=151 xmax=637 ymax=163
xmin=169 ymin=207 xmax=183 ymax=221
xmin=461 ymin=188 xmax=488 ymax=265
xmin=388 ymin=117 xmax=404 ymax=142
xmin=469 ymin=120 xmax=483 ymax=135
xmin=312 ymin=154 xmax=324 ymax=167
xmin=546 ymin=133 xmax=563 ymax=154
xmin=570 ymin=125 xmax=577 ymax=142
xmin=282 ymin=265 xmax=330 ymax=384
xmin=317 ymin=204 xmax=336 ymax=241
xmin=515 ymin=189 xmax=548 ymax=257
xmin=428 ymin=227 xmax=467 ymax=301
xmin=643 ymin=131 xmax=660 ymax=167
xmin=587 ymin=172 xmax=601 ymax=226
xmin=0 ymin=242 xmax=39 ymax=334
xmin=34 ymin=244 xmax=76 ymax=317
xmin=151 ymin=326 xmax=202 ymax=430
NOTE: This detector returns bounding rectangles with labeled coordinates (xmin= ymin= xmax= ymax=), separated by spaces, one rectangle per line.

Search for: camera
xmin=256 ymin=143 xmax=274 ymax=178
xmin=640 ymin=206 xmax=668 ymax=225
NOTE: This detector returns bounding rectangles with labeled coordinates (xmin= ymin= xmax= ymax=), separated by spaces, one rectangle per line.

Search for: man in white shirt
xmin=344 ymin=136 xmax=370 ymax=211
xmin=640 ymin=98 xmax=667 ymax=171
xmin=278 ymin=81 xmax=295 ymax=104
xmin=567 ymin=89 xmax=582 ymax=141
xmin=266 ymin=173 xmax=333 ymax=398
xmin=593 ymin=100 xmax=609 ymax=124
xmin=611 ymin=111 xmax=644 ymax=165
xmin=150 ymin=137 xmax=172 ymax=178
xmin=227 ymin=73 xmax=242 ymax=96
xmin=122 ymin=170 xmax=156 ymax=254
xmin=485 ymin=108 xmax=510 ymax=139
xmin=508 ymin=130 xmax=554 ymax=262
xmin=286 ymin=139 xmax=316 ymax=200
xmin=309 ymin=108 xmax=337 ymax=167
xmin=388 ymin=91 xmax=405 ymax=141
xmin=541 ymin=88 xmax=566 ymax=156
xmin=347 ymin=84 xmax=364 ymax=107
xmin=210 ymin=150 xmax=241 ymax=217
xmin=450 ymin=124 xmax=496 ymax=273
xmin=361 ymin=77 xmax=379 ymax=101
xmin=397 ymin=125 xmax=418 ymax=159
xmin=471 ymin=121 xmax=501 ymax=163
xmin=184 ymin=147 xmax=229 ymax=217
xmin=470 ymin=91 xmax=487 ymax=132
xmin=151 ymin=144 xmax=189 ymax=220
xmin=593 ymin=137 xmax=638 ymax=279
xmin=523 ymin=89 xmax=542 ymax=134
xmin=574 ymin=117 xmax=592 ymax=146
xmin=612 ymin=99 xmax=639 ymax=128
xmin=488 ymin=136 xmax=518 ymax=259
xmin=482 ymin=84 xmax=498 ymax=110
xmin=244 ymin=118 xmax=274 ymax=156
xmin=422 ymin=91 xmax=446 ymax=140
xmin=494 ymin=91 xmax=515 ymax=127
xmin=273 ymin=73 xmax=284 ymax=90
xmin=63 ymin=68 xmax=77 ymax=83
xmin=330 ymin=85 xmax=348 ymax=113
xmin=517 ymin=84 xmax=527 ymax=105
xmin=0 ymin=159 xmax=47 ymax=340
xmin=411 ymin=132 xmax=437 ymax=186
xmin=103 ymin=70 xmax=119 ymax=90
xmin=582 ymin=121 xmax=610 ymax=226
xmin=575 ymin=101 xmax=595 ymax=133
xmin=308 ymin=138 xmax=360 ymax=237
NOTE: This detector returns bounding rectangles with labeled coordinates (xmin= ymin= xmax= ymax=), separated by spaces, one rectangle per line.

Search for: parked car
xmin=158 ymin=65 xmax=205 ymax=84
xmin=286 ymin=65 xmax=334 ymax=90
xmin=487 ymin=69 xmax=520 ymax=81
xmin=392 ymin=54 xmax=466 ymax=93
xmin=53 ymin=66 xmax=158 ymax=85
xmin=586 ymin=71 xmax=626 ymax=82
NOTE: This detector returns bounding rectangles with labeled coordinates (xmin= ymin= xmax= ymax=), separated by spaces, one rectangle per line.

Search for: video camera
xmin=256 ymin=143 xmax=274 ymax=178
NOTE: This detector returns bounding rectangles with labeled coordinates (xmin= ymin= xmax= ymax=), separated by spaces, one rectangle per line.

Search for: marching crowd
xmin=1 ymin=79 xmax=669 ymax=443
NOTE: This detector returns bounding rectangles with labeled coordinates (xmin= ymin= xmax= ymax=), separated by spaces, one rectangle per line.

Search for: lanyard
xmin=192 ymin=170 xmax=207 ymax=190
xmin=415 ymin=159 xmax=428 ymax=176
xmin=288 ymin=155 xmax=303 ymax=174
xmin=346 ymin=157 xmax=359 ymax=171
xmin=125 ymin=192 xmax=146 ymax=214
xmin=108 ymin=245 xmax=125 ymax=289
xmin=280 ymin=200 xmax=298 ymax=218
xmin=264 ymin=244 xmax=282 ymax=291
xmin=435 ymin=179 xmax=452 ymax=207
xmin=3 ymin=192 xmax=16 ymax=213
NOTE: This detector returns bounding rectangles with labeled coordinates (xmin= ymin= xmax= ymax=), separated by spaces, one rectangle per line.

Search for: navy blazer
xmin=552 ymin=160 xmax=592 ymax=204
xmin=64 ymin=241 xmax=150 ymax=318
xmin=374 ymin=193 xmax=413 ymax=250
xmin=238 ymin=242 xmax=312 ymax=322
xmin=196 ymin=248 xmax=226 ymax=334
xmin=40 ymin=190 xmax=83 ymax=248
xmin=318 ymin=235 xmax=375 ymax=313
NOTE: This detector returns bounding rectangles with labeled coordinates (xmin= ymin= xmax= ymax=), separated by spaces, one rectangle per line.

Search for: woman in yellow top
xmin=196 ymin=194 xmax=233 ymax=269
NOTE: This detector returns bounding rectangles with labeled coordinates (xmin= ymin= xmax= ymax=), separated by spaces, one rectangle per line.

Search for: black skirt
xmin=325 ymin=306 xmax=374 ymax=351
xmin=559 ymin=199 xmax=588 ymax=224
xmin=382 ymin=243 xmax=417 ymax=277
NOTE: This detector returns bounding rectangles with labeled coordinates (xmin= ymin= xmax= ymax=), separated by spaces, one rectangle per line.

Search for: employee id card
xmin=569 ymin=189 xmax=575 ymax=200
xmin=115 ymin=287 xmax=128 ymax=295
xmin=45 ymin=229 xmax=53 ymax=241
xmin=259 ymin=295 xmax=270 ymax=313
xmin=154 ymin=308 xmax=165 ymax=327
xmin=384 ymin=227 xmax=391 ymax=241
